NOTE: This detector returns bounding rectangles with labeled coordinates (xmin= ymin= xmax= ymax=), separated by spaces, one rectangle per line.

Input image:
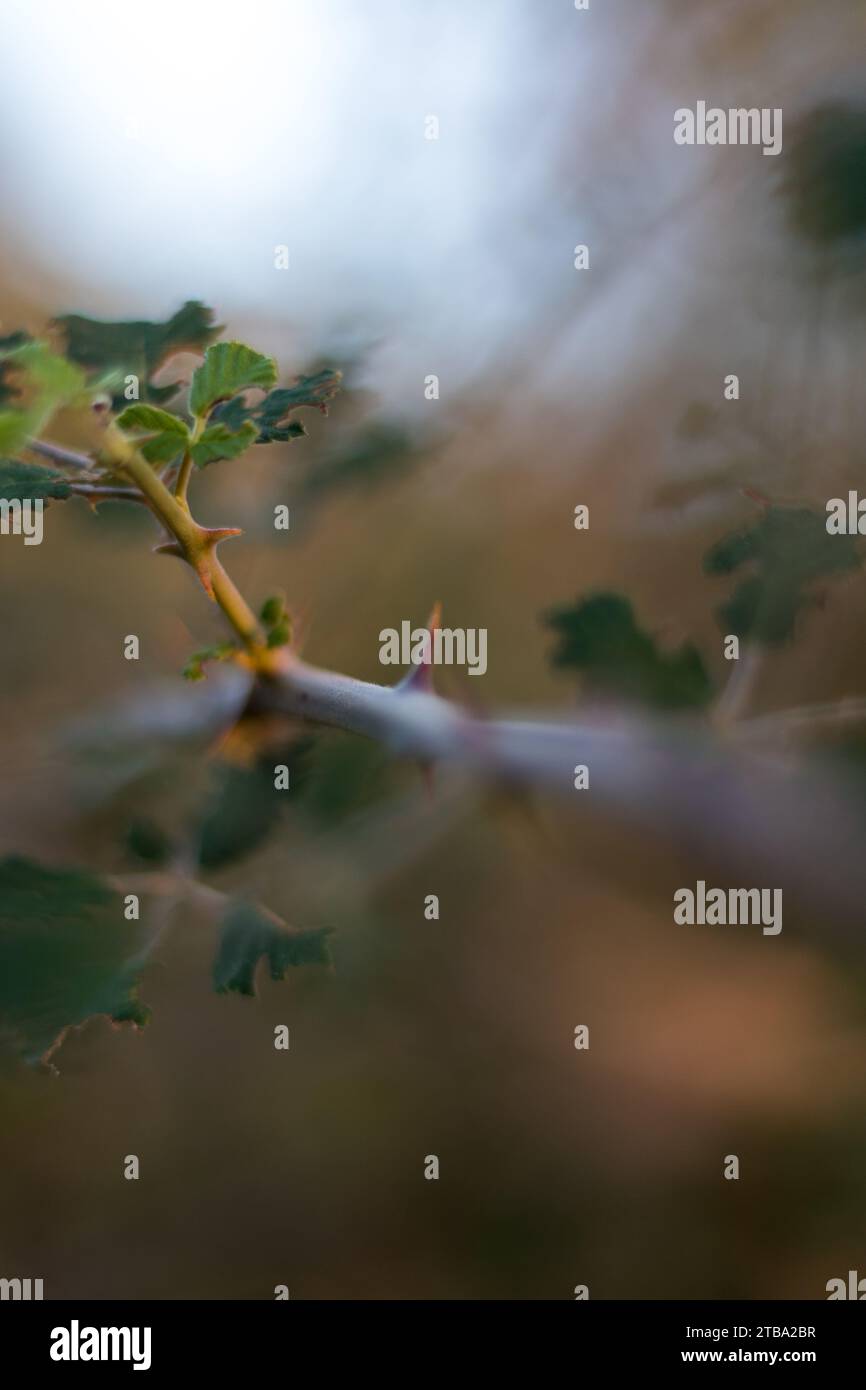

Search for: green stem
xmin=174 ymin=415 xmax=206 ymax=503
xmin=174 ymin=449 xmax=195 ymax=502
xmin=119 ymin=448 xmax=264 ymax=656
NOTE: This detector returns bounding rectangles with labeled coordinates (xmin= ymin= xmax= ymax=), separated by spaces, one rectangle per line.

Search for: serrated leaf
xmin=189 ymin=342 xmax=276 ymax=418
xmin=704 ymin=506 xmax=861 ymax=644
xmin=209 ymin=366 xmax=342 ymax=444
xmin=0 ymin=459 xmax=72 ymax=502
xmin=543 ymin=592 xmax=713 ymax=710
xmin=54 ymin=301 xmax=220 ymax=408
xmin=0 ymin=857 xmax=154 ymax=1067
xmin=213 ymin=898 xmax=331 ymax=996
xmin=116 ymin=403 xmax=190 ymax=466
xmin=252 ymin=369 xmax=342 ymax=440
xmin=190 ymin=420 xmax=257 ymax=468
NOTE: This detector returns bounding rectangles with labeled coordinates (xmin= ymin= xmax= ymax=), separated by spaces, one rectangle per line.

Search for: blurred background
xmin=2 ymin=0 xmax=866 ymax=1299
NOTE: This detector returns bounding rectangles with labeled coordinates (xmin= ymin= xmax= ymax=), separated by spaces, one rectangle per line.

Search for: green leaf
xmin=116 ymin=404 xmax=189 ymax=436
xmin=0 ymin=857 xmax=153 ymax=1067
xmin=703 ymin=506 xmax=861 ymax=644
xmin=54 ymin=301 xmax=220 ymax=408
xmin=0 ymin=459 xmax=72 ymax=502
xmin=209 ymin=366 xmax=342 ymax=443
xmin=213 ymin=899 xmax=331 ymax=996
xmin=182 ymin=642 xmax=237 ymax=682
xmin=0 ymin=342 xmax=87 ymax=453
xmin=190 ymin=420 xmax=257 ymax=468
xmin=258 ymin=593 xmax=291 ymax=648
xmin=116 ymin=403 xmax=190 ymax=465
xmin=189 ymin=341 xmax=277 ymax=418
xmin=543 ymin=592 xmax=713 ymax=710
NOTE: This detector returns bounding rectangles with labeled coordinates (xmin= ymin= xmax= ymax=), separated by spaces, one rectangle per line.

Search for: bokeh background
xmin=2 ymin=0 xmax=866 ymax=1298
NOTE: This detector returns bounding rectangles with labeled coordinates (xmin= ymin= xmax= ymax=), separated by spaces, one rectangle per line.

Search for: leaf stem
xmin=174 ymin=450 xmax=195 ymax=503
xmin=174 ymin=416 xmax=205 ymax=504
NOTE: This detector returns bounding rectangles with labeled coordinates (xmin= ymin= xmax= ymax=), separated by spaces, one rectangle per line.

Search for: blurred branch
xmin=735 ymin=697 xmax=866 ymax=746
xmin=67 ymin=481 xmax=146 ymax=503
xmin=27 ymin=437 xmax=95 ymax=471
xmin=249 ymin=656 xmax=866 ymax=938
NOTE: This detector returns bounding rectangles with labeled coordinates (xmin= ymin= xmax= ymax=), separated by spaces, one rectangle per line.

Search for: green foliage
xmin=189 ymin=341 xmax=276 ymax=418
xmin=54 ymin=300 xmax=220 ymax=407
xmin=0 ymin=857 xmax=152 ymax=1066
xmin=196 ymin=739 xmax=313 ymax=869
xmin=190 ymin=420 xmax=258 ymax=468
xmin=259 ymin=593 xmax=291 ymax=648
xmin=116 ymin=403 xmax=190 ymax=464
xmin=213 ymin=899 xmax=331 ymax=996
xmin=299 ymin=731 xmax=393 ymax=826
xmin=703 ymin=505 xmax=861 ymax=644
xmin=0 ymin=459 xmax=71 ymax=502
xmin=182 ymin=643 xmax=238 ymax=682
xmin=0 ymin=341 xmax=86 ymax=454
xmin=210 ymin=366 xmax=342 ymax=443
xmin=0 ymin=330 xmax=32 ymax=404
xmin=780 ymin=103 xmax=866 ymax=247
xmin=544 ymin=592 xmax=713 ymax=710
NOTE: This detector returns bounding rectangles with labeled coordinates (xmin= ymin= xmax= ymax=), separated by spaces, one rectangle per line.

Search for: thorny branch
xmin=37 ymin=434 xmax=866 ymax=940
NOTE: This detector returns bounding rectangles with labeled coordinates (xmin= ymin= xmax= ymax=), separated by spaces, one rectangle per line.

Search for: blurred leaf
xmin=0 ymin=330 xmax=32 ymax=405
xmin=189 ymin=341 xmax=276 ymax=418
xmin=780 ymin=103 xmax=866 ymax=247
xmin=196 ymin=739 xmax=314 ymax=870
xmin=190 ymin=420 xmax=257 ymax=467
xmin=543 ymin=592 xmax=713 ymax=710
xmin=704 ymin=506 xmax=860 ymax=644
xmin=54 ymin=300 xmax=220 ymax=407
xmin=0 ymin=459 xmax=72 ymax=502
xmin=0 ymin=342 xmax=86 ymax=453
xmin=125 ymin=818 xmax=175 ymax=866
xmin=298 ymin=731 xmax=393 ymax=826
xmin=213 ymin=898 xmax=331 ymax=996
xmin=0 ymin=857 xmax=153 ymax=1067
